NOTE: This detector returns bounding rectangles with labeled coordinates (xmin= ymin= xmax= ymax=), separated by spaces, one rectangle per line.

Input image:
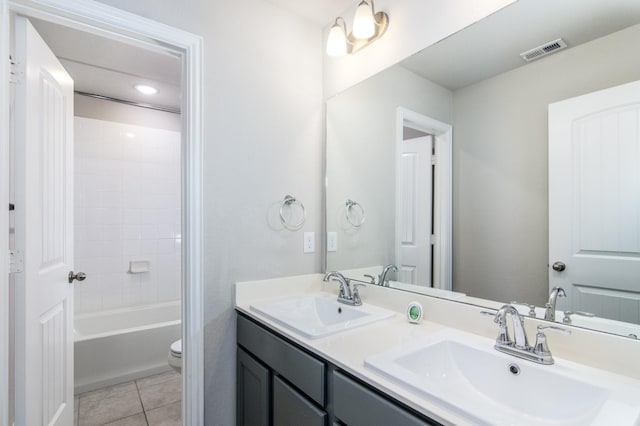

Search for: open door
xmin=13 ymin=16 xmax=75 ymax=425
xmin=396 ymin=135 xmax=433 ymax=285
xmin=549 ymin=80 xmax=640 ymax=323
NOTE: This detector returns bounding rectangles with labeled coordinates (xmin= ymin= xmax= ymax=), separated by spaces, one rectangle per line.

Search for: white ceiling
xmin=28 ymin=0 xmax=640 ymax=110
xmin=30 ymin=18 xmax=182 ymax=111
xmin=400 ymin=0 xmax=640 ymax=90
xmin=28 ymin=0 xmax=352 ymax=111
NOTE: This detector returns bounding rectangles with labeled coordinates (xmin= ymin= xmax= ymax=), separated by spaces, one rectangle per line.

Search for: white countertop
xmin=235 ymin=273 xmax=640 ymax=426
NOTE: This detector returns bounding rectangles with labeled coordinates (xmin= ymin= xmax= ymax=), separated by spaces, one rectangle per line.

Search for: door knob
xmin=68 ymin=271 xmax=87 ymax=283
xmin=551 ymin=261 xmax=566 ymax=272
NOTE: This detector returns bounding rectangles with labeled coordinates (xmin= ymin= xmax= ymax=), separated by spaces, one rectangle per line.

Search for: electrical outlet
xmin=327 ymin=232 xmax=337 ymax=252
xmin=303 ymin=232 xmax=315 ymax=253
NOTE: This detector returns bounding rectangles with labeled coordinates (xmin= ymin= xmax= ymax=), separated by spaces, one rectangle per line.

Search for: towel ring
xmin=345 ymin=199 xmax=365 ymax=228
xmin=279 ymin=195 xmax=306 ymax=230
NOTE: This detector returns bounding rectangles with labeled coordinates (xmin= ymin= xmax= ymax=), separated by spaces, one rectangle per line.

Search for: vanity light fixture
xmin=326 ymin=0 xmax=389 ymax=57
xmin=134 ymin=84 xmax=158 ymax=95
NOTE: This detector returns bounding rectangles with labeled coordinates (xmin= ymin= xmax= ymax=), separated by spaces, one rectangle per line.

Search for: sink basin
xmin=365 ymin=330 xmax=640 ymax=425
xmin=250 ymin=294 xmax=394 ymax=339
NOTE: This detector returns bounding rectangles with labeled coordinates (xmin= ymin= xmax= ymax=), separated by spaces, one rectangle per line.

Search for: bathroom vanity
xmin=236 ymin=274 xmax=640 ymax=426
xmin=237 ymin=313 xmax=437 ymax=425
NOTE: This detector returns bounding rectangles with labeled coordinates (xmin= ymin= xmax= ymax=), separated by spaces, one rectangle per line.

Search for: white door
xmin=549 ymin=80 xmax=640 ymax=323
xmin=13 ymin=16 xmax=75 ymax=425
xmin=397 ymin=135 xmax=433 ymax=285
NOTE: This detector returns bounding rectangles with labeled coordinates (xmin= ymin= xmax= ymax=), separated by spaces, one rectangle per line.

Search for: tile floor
xmin=74 ymin=370 xmax=182 ymax=426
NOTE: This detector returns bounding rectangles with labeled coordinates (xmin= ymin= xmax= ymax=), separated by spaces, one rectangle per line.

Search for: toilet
xmin=168 ymin=339 xmax=182 ymax=373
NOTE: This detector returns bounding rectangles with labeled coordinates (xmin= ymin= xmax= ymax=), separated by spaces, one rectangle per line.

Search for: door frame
xmin=0 ymin=1 xmax=204 ymax=425
xmin=395 ymin=107 xmax=452 ymax=291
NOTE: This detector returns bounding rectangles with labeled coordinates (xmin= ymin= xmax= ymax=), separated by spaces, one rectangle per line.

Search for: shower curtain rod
xmin=75 ymin=90 xmax=181 ymax=115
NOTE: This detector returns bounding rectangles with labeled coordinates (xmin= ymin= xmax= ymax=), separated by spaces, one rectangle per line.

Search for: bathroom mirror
xmin=325 ymin=0 xmax=640 ymax=338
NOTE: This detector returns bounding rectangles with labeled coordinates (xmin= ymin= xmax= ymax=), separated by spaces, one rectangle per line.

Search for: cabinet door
xmin=237 ymin=348 xmax=270 ymax=426
xmin=273 ymin=376 xmax=327 ymax=426
xmin=332 ymin=371 xmax=437 ymax=426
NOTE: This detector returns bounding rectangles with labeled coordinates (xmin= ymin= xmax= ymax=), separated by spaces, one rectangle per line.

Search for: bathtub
xmin=74 ymin=301 xmax=181 ymax=394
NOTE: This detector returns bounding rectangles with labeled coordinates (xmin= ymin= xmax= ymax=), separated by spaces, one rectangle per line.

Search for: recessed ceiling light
xmin=134 ymin=84 xmax=158 ymax=95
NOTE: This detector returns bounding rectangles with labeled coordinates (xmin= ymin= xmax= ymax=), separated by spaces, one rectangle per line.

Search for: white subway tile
xmin=74 ymin=117 xmax=181 ymax=312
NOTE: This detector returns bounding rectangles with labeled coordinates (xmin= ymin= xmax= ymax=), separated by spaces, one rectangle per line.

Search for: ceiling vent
xmin=520 ymin=38 xmax=568 ymax=62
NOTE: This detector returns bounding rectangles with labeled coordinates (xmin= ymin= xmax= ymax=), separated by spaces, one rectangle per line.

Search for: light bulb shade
xmin=327 ymin=23 xmax=347 ymax=56
xmin=352 ymin=1 xmax=375 ymax=39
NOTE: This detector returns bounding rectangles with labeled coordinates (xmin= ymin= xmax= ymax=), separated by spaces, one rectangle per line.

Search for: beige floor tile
xmin=78 ymin=386 xmax=143 ymax=426
xmin=146 ymin=401 xmax=181 ymax=426
xmin=79 ymin=381 xmax=138 ymax=404
xmin=138 ymin=377 xmax=182 ymax=412
xmin=103 ymin=413 xmax=149 ymax=426
xmin=136 ymin=370 xmax=180 ymax=389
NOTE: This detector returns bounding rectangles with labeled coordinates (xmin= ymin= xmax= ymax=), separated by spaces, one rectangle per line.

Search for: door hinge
xmin=9 ymin=249 xmax=23 ymax=273
xmin=9 ymin=56 xmax=22 ymax=84
xmin=430 ymin=234 xmax=436 ymax=245
xmin=431 ymin=154 xmax=437 ymax=165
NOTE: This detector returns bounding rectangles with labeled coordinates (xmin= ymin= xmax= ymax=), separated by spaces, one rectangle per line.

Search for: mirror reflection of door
xmin=549 ymin=79 xmax=640 ymax=324
xmin=397 ymin=131 xmax=433 ymax=285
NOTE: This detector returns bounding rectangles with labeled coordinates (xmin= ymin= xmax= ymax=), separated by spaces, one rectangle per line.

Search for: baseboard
xmin=74 ymin=364 xmax=173 ymax=395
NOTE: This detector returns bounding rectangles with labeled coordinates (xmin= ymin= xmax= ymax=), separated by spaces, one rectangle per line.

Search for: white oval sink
xmin=250 ymin=294 xmax=394 ymax=339
xmin=365 ymin=330 xmax=640 ymax=425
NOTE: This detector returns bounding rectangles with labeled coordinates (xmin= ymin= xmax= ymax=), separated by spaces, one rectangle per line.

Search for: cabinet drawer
xmin=332 ymin=371 xmax=436 ymax=426
xmin=237 ymin=314 xmax=326 ymax=406
xmin=274 ymin=376 xmax=327 ymax=426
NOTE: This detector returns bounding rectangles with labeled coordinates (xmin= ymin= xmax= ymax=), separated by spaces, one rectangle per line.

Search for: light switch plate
xmin=303 ymin=232 xmax=315 ymax=253
xmin=327 ymin=232 xmax=337 ymax=252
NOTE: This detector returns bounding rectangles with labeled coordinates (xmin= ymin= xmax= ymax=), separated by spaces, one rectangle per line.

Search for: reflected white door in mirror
xmin=324 ymin=0 xmax=640 ymax=340
xmin=549 ymin=79 xmax=640 ymax=324
xmin=395 ymin=108 xmax=452 ymax=290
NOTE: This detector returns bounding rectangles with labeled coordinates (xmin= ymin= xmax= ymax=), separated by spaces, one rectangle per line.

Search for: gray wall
xmin=326 ymin=65 xmax=452 ymax=272
xmin=95 ymin=0 xmax=323 ymax=424
xmin=452 ymin=23 xmax=640 ymax=305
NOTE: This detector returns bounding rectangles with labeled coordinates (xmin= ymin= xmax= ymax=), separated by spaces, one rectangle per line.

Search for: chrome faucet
xmin=482 ymin=304 xmax=570 ymax=365
xmin=323 ymin=271 xmax=362 ymax=306
xmin=378 ymin=264 xmax=398 ymax=286
xmin=544 ymin=287 xmax=566 ymax=321
xmin=495 ymin=304 xmax=529 ymax=350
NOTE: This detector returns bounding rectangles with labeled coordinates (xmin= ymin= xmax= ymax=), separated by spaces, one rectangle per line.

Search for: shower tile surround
xmin=74 ymin=117 xmax=181 ymax=314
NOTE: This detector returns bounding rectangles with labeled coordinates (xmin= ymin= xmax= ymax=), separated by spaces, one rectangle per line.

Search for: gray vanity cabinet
xmin=237 ymin=314 xmax=327 ymax=426
xmin=237 ymin=347 xmax=270 ymax=426
xmin=273 ymin=376 xmax=327 ymax=426
xmin=332 ymin=371 xmax=435 ymax=426
xmin=236 ymin=313 xmax=440 ymax=426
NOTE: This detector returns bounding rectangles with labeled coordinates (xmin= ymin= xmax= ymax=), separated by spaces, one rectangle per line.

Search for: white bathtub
xmin=74 ymin=301 xmax=181 ymax=394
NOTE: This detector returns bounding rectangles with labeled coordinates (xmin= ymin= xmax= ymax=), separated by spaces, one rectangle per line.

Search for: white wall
xmin=452 ymin=23 xmax=640 ymax=305
xmin=93 ymin=0 xmax=323 ymax=423
xmin=323 ymin=0 xmax=516 ymax=98
xmin=326 ymin=65 xmax=452 ymax=273
xmin=74 ymin=117 xmax=181 ymax=313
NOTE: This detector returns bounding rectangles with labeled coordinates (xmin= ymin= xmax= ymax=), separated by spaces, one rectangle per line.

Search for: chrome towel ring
xmin=345 ymin=199 xmax=365 ymax=228
xmin=279 ymin=195 xmax=306 ymax=230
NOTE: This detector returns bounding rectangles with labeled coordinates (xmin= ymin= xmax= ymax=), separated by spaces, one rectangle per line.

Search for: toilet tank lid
xmin=170 ymin=339 xmax=182 ymax=355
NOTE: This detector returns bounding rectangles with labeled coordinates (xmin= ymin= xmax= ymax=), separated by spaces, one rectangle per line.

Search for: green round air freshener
xmin=407 ymin=302 xmax=423 ymax=324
